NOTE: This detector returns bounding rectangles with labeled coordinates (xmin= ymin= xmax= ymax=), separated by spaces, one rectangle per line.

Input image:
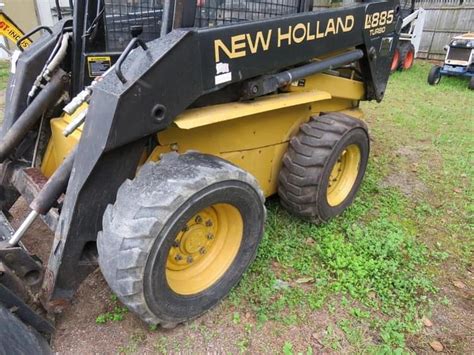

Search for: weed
xmin=95 ymin=295 xmax=128 ymax=324
xmin=95 ymin=305 xmax=128 ymax=324
xmin=232 ymin=311 xmax=241 ymax=324
xmin=282 ymin=341 xmax=293 ymax=355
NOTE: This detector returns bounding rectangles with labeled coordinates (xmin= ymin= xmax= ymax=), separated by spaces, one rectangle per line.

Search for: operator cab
xmin=77 ymin=0 xmax=303 ymax=91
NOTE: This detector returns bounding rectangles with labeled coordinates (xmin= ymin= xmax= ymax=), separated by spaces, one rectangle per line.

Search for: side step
xmin=11 ymin=168 xmax=60 ymax=233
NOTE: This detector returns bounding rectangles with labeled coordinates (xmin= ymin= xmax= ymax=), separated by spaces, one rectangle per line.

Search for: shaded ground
xmin=2 ymin=61 xmax=473 ymax=353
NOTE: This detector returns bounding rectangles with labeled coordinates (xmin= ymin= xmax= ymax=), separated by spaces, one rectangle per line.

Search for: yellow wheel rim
xmin=165 ymin=203 xmax=243 ymax=295
xmin=326 ymin=144 xmax=361 ymax=207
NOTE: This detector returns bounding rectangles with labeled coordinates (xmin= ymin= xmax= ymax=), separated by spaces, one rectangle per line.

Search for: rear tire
xmin=469 ymin=76 xmax=474 ymax=90
xmin=278 ymin=113 xmax=369 ymax=223
xmin=399 ymin=42 xmax=415 ymax=70
xmin=428 ymin=65 xmax=442 ymax=85
xmin=390 ymin=46 xmax=401 ymax=73
xmin=97 ymin=152 xmax=265 ymax=326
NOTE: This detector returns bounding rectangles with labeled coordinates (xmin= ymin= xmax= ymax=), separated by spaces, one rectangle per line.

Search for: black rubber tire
xmin=278 ymin=112 xmax=369 ymax=223
xmin=97 ymin=152 xmax=265 ymax=326
xmin=469 ymin=76 xmax=474 ymax=90
xmin=399 ymin=42 xmax=415 ymax=71
xmin=428 ymin=65 xmax=442 ymax=85
xmin=0 ymin=305 xmax=51 ymax=355
xmin=390 ymin=45 xmax=401 ymax=73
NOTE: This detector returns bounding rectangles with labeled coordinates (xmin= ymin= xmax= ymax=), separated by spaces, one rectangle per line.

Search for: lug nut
xmin=195 ymin=215 xmax=202 ymax=224
xmin=205 ymin=220 xmax=213 ymax=227
xmin=175 ymin=254 xmax=183 ymax=261
xmin=199 ymin=247 xmax=207 ymax=255
xmin=207 ymin=233 xmax=214 ymax=240
xmin=187 ymin=256 xmax=193 ymax=264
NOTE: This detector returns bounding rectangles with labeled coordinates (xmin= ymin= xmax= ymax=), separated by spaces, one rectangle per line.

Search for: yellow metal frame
xmin=41 ymin=73 xmax=365 ymax=197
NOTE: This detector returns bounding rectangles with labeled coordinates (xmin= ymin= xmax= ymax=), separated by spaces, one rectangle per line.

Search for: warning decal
xmin=87 ymin=56 xmax=112 ymax=77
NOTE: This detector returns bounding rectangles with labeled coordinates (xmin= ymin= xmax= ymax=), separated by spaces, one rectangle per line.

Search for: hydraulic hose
xmin=0 ymin=69 xmax=68 ymax=163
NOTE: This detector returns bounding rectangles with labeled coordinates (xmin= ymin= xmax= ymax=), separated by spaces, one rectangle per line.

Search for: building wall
xmin=36 ymin=0 xmax=71 ymax=27
xmin=0 ymin=0 xmax=39 ymax=58
xmin=0 ymin=0 xmax=71 ymax=58
xmin=3 ymin=0 xmax=39 ymax=33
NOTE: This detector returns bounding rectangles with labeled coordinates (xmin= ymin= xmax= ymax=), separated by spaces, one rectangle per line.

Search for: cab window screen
xmin=195 ymin=0 xmax=301 ymax=27
xmin=104 ymin=0 xmax=164 ymax=51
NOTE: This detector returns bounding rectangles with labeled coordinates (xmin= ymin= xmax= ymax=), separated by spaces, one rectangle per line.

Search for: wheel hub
xmin=327 ymin=144 xmax=361 ymax=207
xmin=165 ymin=204 xmax=243 ymax=295
xmin=167 ymin=210 xmax=216 ymax=270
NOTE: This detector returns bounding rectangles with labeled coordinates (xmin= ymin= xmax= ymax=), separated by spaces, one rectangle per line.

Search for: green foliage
xmin=233 ymin=171 xmax=435 ymax=349
xmin=282 ymin=341 xmax=293 ymax=355
xmin=228 ymin=61 xmax=474 ymax=350
xmin=95 ymin=294 xmax=128 ymax=324
xmin=0 ymin=61 xmax=9 ymax=91
xmin=232 ymin=311 xmax=241 ymax=324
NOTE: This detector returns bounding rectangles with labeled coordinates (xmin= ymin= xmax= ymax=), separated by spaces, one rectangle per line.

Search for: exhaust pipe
xmin=0 ymin=69 xmax=68 ymax=163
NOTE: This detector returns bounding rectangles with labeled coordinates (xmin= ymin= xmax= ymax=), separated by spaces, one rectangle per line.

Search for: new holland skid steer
xmin=0 ymin=0 xmax=401 ymax=349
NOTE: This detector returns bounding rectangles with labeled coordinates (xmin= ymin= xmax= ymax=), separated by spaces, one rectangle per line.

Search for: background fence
xmin=313 ymin=0 xmax=474 ymax=60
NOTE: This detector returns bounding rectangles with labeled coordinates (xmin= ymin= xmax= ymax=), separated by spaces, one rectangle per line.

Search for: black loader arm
xmin=43 ymin=0 xmax=401 ymax=309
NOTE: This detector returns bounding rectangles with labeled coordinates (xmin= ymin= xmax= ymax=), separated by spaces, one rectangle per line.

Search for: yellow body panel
xmin=174 ymin=90 xmax=331 ymax=129
xmin=41 ymin=105 xmax=86 ymax=177
xmin=41 ymin=74 xmax=364 ymax=196
xmin=287 ymin=72 xmax=365 ymax=101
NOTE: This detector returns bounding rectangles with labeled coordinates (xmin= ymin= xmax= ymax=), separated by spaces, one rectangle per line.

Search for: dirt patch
xmin=381 ymin=170 xmax=429 ymax=196
xmin=380 ymin=146 xmax=430 ymax=197
xmin=407 ymin=283 xmax=474 ymax=354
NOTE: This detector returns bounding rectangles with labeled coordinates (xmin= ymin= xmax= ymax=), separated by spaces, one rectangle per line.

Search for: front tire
xmin=0 ymin=305 xmax=51 ymax=354
xmin=278 ymin=113 xmax=369 ymax=223
xmin=97 ymin=152 xmax=265 ymax=326
xmin=469 ymin=76 xmax=474 ymax=90
xmin=428 ymin=65 xmax=442 ymax=85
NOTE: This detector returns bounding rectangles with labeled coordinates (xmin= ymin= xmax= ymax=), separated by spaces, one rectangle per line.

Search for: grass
xmin=225 ymin=61 xmax=473 ymax=352
xmin=0 ymin=61 xmax=9 ymax=90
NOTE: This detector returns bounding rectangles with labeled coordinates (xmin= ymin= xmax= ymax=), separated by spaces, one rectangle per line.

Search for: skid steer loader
xmin=0 ymin=0 xmax=401 ymax=347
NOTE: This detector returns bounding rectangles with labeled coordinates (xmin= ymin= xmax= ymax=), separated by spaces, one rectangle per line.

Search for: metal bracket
xmin=17 ymin=26 xmax=53 ymax=51
xmin=0 ymin=212 xmax=44 ymax=291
